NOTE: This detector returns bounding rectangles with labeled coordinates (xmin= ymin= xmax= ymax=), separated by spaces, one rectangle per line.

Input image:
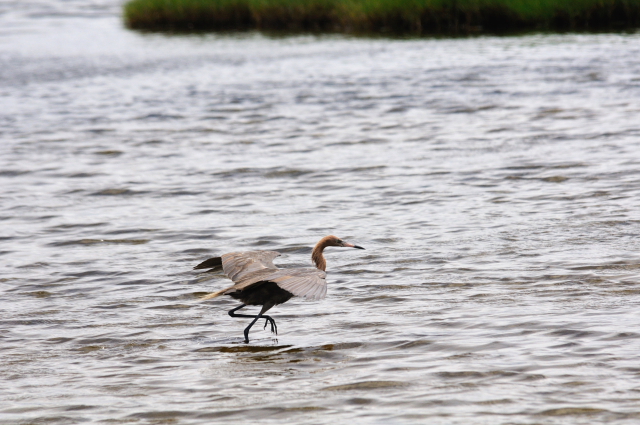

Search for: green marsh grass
xmin=124 ymin=0 xmax=640 ymax=33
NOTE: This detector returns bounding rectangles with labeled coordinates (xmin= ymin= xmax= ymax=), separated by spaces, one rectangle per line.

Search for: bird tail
xmin=200 ymin=285 xmax=234 ymax=301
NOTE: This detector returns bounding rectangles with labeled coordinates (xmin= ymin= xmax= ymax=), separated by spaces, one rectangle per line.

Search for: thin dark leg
xmin=227 ymin=304 xmax=277 ymax=343
xmin=243 ymin=316 xmax=261 ymax=343
xmin=228 ymin=304 xmax=246 ymax=316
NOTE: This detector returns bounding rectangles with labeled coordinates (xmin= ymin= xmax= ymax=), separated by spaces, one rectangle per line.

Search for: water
xmin=2 ymin=1 xmax=640 ymax=423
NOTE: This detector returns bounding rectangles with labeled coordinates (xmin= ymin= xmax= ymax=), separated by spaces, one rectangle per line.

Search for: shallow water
xmin=3 ymin=1 xmax=640 ymax=424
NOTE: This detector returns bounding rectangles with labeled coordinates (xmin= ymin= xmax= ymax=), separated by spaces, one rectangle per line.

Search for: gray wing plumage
xmin=269 ymin=268 xmax=327 ymax=300
xmin=221 ymin=250 xmax=280 ymax=282
xmin=220 ymin=251 xmax=327 ymax=300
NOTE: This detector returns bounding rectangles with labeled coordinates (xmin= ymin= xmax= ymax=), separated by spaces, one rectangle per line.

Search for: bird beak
xmin=343 ymin=242 xmax=365 ymax=249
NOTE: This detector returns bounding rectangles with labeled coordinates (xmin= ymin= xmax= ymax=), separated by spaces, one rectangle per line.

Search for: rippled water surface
xmin=3 ymin=1 xmax=640 ymax=423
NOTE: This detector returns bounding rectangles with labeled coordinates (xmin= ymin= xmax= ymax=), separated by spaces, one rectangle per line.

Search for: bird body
xmin=200 ymin=250 xmax=327 ymax=301
xmin=195 ymin=235 xmax=364 ymax=342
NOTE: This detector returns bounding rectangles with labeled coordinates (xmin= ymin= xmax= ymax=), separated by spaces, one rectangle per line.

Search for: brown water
xmin=3 ymin=1 xmax=640 ymax=424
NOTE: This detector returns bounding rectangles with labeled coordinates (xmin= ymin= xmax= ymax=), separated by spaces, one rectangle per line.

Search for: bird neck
xmin=311 ymin=239 xmax=329 ymax=271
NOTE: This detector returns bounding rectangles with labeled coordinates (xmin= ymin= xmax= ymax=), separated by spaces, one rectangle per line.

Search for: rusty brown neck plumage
xmin=311 ymin=236 xmax=336 ymax=271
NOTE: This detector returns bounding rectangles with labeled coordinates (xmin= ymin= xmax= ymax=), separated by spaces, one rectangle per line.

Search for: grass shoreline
xmin=124 ymin=0 xmax=640 ymax=34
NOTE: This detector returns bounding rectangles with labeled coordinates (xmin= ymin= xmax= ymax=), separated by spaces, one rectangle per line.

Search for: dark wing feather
xmin=193 ymin=257 xmax=222 ymax=270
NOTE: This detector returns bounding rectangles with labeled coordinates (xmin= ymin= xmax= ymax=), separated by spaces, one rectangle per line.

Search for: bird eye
xmin=336 ymin=239 xmax=343 ymax=244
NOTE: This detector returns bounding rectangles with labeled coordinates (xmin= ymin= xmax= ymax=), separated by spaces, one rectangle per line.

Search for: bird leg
xmin=228 ymin=304 xmax=247 ymax=317
xmin=227 ymin=304 xmax=278 ymax=343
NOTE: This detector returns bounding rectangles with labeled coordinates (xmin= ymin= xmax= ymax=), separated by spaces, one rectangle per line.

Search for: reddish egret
xmin=194 ymin=235 xmax=364 ymax=342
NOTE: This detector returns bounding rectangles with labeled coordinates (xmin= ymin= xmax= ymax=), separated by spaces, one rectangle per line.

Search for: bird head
xmin=326 ymin=235 xmax=365 ymax=250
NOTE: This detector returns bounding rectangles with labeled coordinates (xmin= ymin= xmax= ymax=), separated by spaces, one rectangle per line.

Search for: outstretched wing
xmin=221 ymin=250 xmax=280 ymax=282
xmin=269 ymin=268 xmax=328 ymax=300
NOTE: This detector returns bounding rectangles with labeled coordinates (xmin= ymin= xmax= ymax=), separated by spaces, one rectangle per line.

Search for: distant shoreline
xmin=123 ymin=0 xmax=640 ymax=34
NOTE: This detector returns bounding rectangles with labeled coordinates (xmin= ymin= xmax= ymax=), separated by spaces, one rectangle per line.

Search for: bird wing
xmin=221 ymin=250 xmax=281 ymax=282
xmin=269 ymin=268 xmax=328 ymax=300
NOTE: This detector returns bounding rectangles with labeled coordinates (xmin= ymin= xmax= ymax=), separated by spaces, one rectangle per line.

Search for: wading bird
xmin=194 ymin=235 xmax=364 ymax=343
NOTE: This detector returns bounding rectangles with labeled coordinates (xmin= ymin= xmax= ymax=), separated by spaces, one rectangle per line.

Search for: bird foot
xmin=263 ymin=317 xmax=278 ymax=335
